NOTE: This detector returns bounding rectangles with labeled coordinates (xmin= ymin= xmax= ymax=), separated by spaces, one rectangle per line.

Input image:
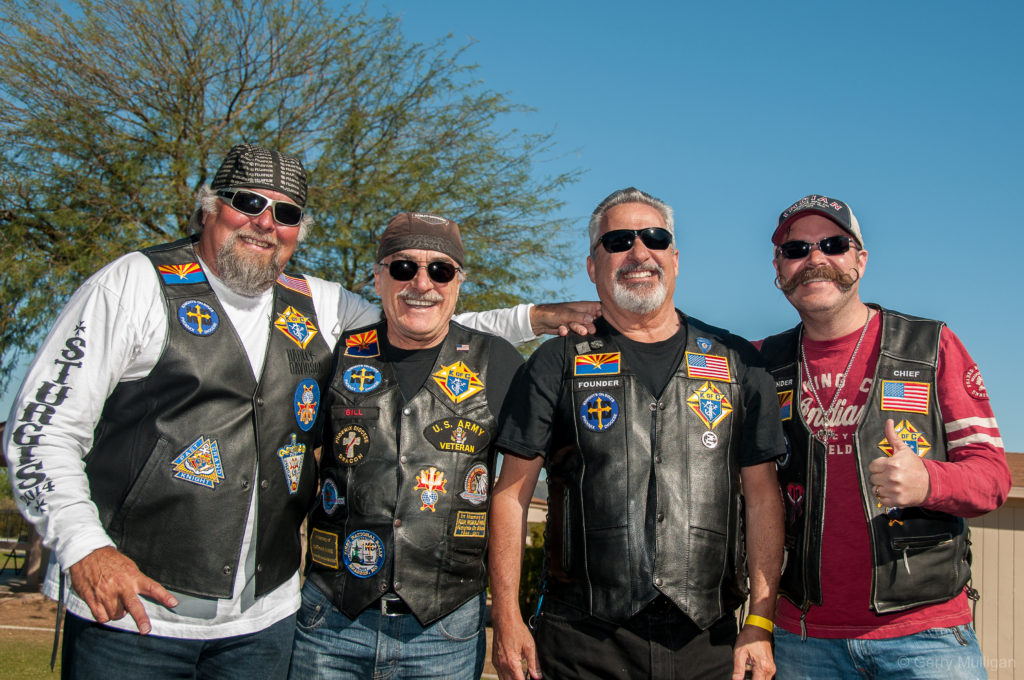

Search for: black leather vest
xmin=760 ymin=306 xmax=970 ymax=614
xmin=545 ymin=315 xmax=747 ymax=628
xmin=85 ymin=237 xmax=331 ymax=598
xmin=308 ymin=321 xmax=499 ymax=626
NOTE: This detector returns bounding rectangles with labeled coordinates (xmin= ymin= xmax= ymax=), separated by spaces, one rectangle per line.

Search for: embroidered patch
xmin=415 ymin=467 xmax=448 ymax=512
xmin=432 ymin=361 xmax=484 ymax=403
xmin=423 ymin=418 xmax=490 ymax=454
xmin=459 ymin=464 xmax=489 ymax=505
xmin=344 ymin=330 xmax=380 ymax=358
xmin=573 ymin=352 xmax=621 ymax=376
xmin=310 ymin=528 xmax=340 ymax=569
xmin=276 ymin=433 xmax=305 ymax=495
xmin=784 ymin=483 xmax=804 ymax=526
xmin=778 ymin=390 xmax=793 ymax=421
xmin=701 ymin=431 xmax=719 ymax=449
xmin=343 ymin=364 xmax=383 ymax=393
xmin=877 ymin=419 xmax=932 ymax=458
xmin=696 ymin=337 xmax=712 ymax=353
xmin=322 ymin=479 xmax=344 ymax=515
xmin=274 ymin=306 xmax=319 ymax=349
xmin=335 ymin=424 xmax=370 ymax=465
xmin=294 ymin=379 xmax=320 ymax=431
xmin=880 ymin=380 xmax=930 ymax=414
xmin=574 ymin=378 xmax=621 ymax=390
xmin=343 ymin=530 xmax=385 ymax=577
xmin=453 ymin=511 xmax=487 ymax=538
xmin=158 ymin=263 xmax=205 ymax=285
xmin=777 ymin=436 xmax=792 ymax=469
xmin=277 ymin=273 xmax=311 ymax=297
xmin=685 ymin=352 xmax=731 ymax=381
xmin=171 ymin=436 xmax=224 ymax=489
xmin=579 ymin=393 xmax=619 ymax=432
xmin=686 ymin=381 xmax=733 ymax=430
xmin=963 ymin=365 xmax=988 ymax=400
xmin=177 ymin=300 xmax=219 ymax=336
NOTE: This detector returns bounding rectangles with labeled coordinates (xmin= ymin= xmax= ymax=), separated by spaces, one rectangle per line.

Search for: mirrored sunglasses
xmin=216 ymin=189 xmax=304 ymax=226
xmin=597 ymin=227 xmax=673 ymax=253
xmin=386 ymin=259 xmax=461 ymax=284
xmin=777 ymin=235 xmax=857 ymax=260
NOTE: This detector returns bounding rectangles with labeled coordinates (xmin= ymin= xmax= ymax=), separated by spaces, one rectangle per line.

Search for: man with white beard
xmin=2 ymin=143 xmax=597 ymax=679
xmin=488 ymin=187 xmax=786 ymax=680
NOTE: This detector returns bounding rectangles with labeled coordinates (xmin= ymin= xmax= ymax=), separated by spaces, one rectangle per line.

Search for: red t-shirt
xmin=770 ymin=313 xmax=1009 ymax=639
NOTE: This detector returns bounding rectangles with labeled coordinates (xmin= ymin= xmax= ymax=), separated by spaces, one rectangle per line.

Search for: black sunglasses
xmin=597 ymin=227 xmax=673 ymax=253
xmin=216 ymin=189 xmax=304 ymax=227
xmin=777 ymin=235 xmax=858 ymax=260
xmin=384 ymin=259 xmax=462 ymax=284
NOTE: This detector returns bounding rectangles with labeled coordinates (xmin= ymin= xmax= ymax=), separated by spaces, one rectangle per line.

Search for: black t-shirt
xmin=496 ymin=316 xmax=785 ymax=466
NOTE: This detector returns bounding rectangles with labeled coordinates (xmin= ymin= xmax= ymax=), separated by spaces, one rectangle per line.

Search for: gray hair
xmin=189 ymin=185 xmax=314 ymax=241
xmin=588 ymin=187 xmax=674 ymax=251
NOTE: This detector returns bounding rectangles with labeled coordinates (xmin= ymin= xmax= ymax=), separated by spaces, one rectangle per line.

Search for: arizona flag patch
xmin=345 ymin=330 xmax=380 ymax=358
xmin=880 ymin=380 xmax=929 ymax=414
xmin=574 ymin=352 xmax=621 ymax=376
xmin=158 ymin=263 xmax=206 ymax=285
xmin=778 ymin=390 xmax=793 ymax=421
xmin=685 ymin=352 xmax=731 ymax=381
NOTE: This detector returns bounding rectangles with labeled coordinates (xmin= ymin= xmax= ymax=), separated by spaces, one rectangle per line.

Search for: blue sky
xmin=358 ymin=0 xmax=1023 ymax=451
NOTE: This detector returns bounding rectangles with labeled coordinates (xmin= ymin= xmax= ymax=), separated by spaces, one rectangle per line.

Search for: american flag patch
xmin=457 ymin=343 xmax=470 ymax=351
xmin=880 ymin=381 xmax=930 ymax=414
xmin=685 ymin=352 xmax=731 ymax=381
xmin=157 ymin=262 xmax=205 ymax=285
xmin=277 ymin=273 xmax=311 ymax=297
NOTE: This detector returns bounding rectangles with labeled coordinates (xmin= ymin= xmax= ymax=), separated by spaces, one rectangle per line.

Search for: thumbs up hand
xmin=867 ymin=418 xmax=931 ymax=508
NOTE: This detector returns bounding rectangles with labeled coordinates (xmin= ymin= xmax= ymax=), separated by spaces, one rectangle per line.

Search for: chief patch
xmin=579 ymin=393 xmax=619 ymax=432
xmin=880 ymin=380 xmax=930 ymax=414
xmin=343 ymin=364 xmax=383 ymax=393
xmin=171 ymin=436 xmax=224 ymax=489
xmin=177 ymin=300 xmax=219 ymax=336
xmin=686 ymin=381 xmax=733 ymax=430
xmin=778 ymin=390 xmax=793 ymax=421
xmin=696 ymin=337 xmax=712 ymax=353
xmin=158 ymin=263 xmax=205 ymax=285
xmin=963 ymin=365 xmax=988 ymax=400
xmin=453 ymin=511 xmax=487 ymax=538
xmin=321 ymin=479 xmax=344 ymax=515
xmin=573 ymin=352 xmax=621 ymax=376
xmin=274 ymin=306 xmax=318 ymax=349
xmin=344 ymin=330 xmax=380 ymax=358
xmin=294 ymin=379 xmax=320 ymax=431
xmin=310 ymin=528 xmax=340 ymax=569
xmin=335 ymin=424 xmax=370 ymax=465
xmin=459 ymin=464 xmax=489 ymax=505
xmin=276 ymin=433 xmax=305 ymax=494
xmin=423 ymin=418 xmax=490 ymax=454
xmin=415 ymin=467 xmax=448 ymax=512
xmin=877 ymin=419 xmax=931 ymax=458
xmin=432 ymin=361 xmax=484 ymax=403
xmin=685 ymin=352 xmax=731 ymax=381
xmin=343 ymin=530 xmax=385 ymax=577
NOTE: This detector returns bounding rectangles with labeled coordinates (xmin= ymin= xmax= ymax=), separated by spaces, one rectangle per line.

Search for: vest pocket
xmin=107 ymin=437 xmax=172 ymax=541
xmin=687 ymin=525 xmax=727 ymax=594
xmin=887 ymin=533 xmax=958 ymax=603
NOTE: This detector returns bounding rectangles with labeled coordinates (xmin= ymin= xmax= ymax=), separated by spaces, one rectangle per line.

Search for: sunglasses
xmin=776 ymin=235 xmax=858 ymax=260
xmin=384 ymin=259 xmax=462 ymax=284
xmin=216 ymin=189 xmax=304 ymax=227
xmin=597 ymin=228 xmax=673 ymax=253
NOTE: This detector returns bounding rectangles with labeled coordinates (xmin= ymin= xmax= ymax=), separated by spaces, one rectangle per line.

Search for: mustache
xmin=397 ymin=289 xmax=444 ymax=303
xmin=778 ymin=264 xmax=860 ymax=294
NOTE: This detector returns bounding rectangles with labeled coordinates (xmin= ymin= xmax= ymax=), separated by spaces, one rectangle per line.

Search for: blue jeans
xmin=774 ymin=625 xmax=987 ymax=680
xmin=288 ymin=581 xmax=486 ymax=680
xmin=61 ymin=611 xmax=296 ymax=680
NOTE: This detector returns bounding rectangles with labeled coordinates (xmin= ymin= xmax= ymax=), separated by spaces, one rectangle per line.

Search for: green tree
xmin=0 ymin=0 xmax=577 ymax=390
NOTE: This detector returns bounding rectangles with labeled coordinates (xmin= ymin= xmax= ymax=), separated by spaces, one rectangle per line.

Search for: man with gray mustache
xmin=489 ymin=187 xmax=786 ymax=680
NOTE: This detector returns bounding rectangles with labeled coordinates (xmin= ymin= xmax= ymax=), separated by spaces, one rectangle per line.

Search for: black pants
xmin=534 ymin=597 xmax=737 ymax=680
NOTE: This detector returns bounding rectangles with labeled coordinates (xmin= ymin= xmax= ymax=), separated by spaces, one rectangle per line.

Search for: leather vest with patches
xmin=760 ymin=306 xmax=970 ymax=615
xmin=85 ymin=237 xmax=330 ymax=598
xmin=308 ymin=321 xmax=498 ymax=626
xmin=545 ymin=315 xmax=747 ymax=628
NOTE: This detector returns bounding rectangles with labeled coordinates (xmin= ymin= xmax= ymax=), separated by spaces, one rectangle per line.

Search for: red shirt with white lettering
xmin=771 ymin=313 xmax=1009 ymax=639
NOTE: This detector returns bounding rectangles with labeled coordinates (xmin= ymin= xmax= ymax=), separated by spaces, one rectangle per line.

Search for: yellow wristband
xmin=744 ymin=614 xmax=774 ymax=632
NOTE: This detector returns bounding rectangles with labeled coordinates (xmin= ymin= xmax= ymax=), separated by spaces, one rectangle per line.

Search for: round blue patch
xmin=579 ymin=392 xmax=619 ymax=432
xmin=177 ymin=300 xmax=219 ymax=336
xmin=294 ymin=379 xmax=320 ymax=432
xmin=321 ymin=479 xmax=343 ymax=515
xmin=343 ymin=364 xmax=382 ymax=393
xmin=343 ymin=530 xmax=385 ymax=578
xmin=777 ymin=435 xmax=791 ymax=469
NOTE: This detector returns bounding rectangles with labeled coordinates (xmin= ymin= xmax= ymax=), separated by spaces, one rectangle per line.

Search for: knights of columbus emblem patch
xmin=277 ymin=433 xmax=306 ymax=495
xmin=171 ymin=436 xmax=224 ymax=489
xmin=686 ymin=381 xmax=734 ymax=430
xmin=877 ymin=419 xmax=932 ymax=458
xmin=274 ymin=306 xmax=318 ymax=349
xmin=432 ymin=361 xmax=484 ymax=403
